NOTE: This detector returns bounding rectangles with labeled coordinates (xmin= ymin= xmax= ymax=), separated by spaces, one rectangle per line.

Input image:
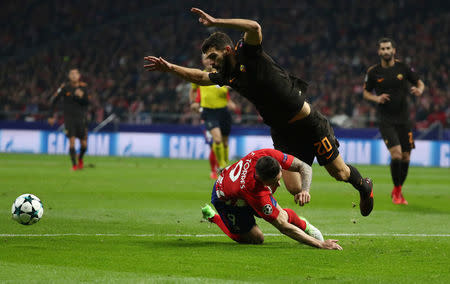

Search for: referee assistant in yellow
xmin=190 ymin=54 xmax=235 ymax=169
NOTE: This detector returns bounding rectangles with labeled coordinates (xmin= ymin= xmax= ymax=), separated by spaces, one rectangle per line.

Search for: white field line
xmin=1 ymin=233 xmax=450 ymax=237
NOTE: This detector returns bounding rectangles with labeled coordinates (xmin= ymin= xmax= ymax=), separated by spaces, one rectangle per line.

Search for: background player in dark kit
xmin=49 ymin=68 xmax=89 ymax=171
xmin=363 ymin=38 xmax=425 ymax=204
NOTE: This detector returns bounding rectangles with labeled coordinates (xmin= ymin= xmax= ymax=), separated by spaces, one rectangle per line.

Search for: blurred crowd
xmin=0 ymin=0 xmax=448 ymax=129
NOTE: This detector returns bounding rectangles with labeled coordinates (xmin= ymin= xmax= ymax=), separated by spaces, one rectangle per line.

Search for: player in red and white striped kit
xmin=202 ymin=149 xmax=342 ymax=250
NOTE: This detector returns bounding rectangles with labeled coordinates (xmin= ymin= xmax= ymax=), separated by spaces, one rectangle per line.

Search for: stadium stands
xmin=0 ymin=0 xmax=448 ymax=128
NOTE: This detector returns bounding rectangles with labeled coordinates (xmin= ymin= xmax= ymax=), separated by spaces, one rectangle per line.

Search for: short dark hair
xmin=201 ymin=32 xmax=234 ymax=54
xmin=377 ymin=37 xmax=396 ymax=48
xmin=255 ymin=156 xmax=281 ymax=181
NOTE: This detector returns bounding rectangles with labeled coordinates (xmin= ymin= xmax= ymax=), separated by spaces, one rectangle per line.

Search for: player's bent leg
xmin=324 ymin=155 xmax=374 ymax=216
xmin=205 ymin=198 xmax=260 ymax=244
xmin=324 ymin=154 xmax=350 ymax=181
xmin=237 ymin=225 xmax=264 ymax=245
xmin=202 ymin=204 xmax=242 ymax=242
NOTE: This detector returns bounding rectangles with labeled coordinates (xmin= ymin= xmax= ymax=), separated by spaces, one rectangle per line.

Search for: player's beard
xmin=218 ymin=54 xmax=234 ymax=77
xmin=380 ymin=53 xmax=393 ymax=62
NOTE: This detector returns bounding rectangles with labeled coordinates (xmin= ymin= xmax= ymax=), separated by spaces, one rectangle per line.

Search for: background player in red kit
xmin=202 ymin=149 xmax=342 ymax=250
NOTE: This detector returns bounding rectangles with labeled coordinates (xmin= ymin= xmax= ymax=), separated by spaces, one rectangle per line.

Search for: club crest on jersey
xmin=240 ymin=64 xmax=246 ymax=72
xmin=263 ymin=204 xmax=273 ymax=215
xmin=397 ymin=74 xmax=404 ymax=80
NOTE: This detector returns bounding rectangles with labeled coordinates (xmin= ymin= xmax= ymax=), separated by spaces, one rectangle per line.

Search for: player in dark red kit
xmin=363 ymin=38 xmax=425 ymax=205
xmin=144 ymin=8 xmax=374 ymax=217
xmin=201 ymin=148 xmax=342 ymax=250
xmin=49 ymin=68 xmax=89 ymax=171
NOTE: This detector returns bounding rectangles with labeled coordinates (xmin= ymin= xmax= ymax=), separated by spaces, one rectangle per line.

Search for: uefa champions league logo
xmin=263 ymin=204 xmax=273 ymax=215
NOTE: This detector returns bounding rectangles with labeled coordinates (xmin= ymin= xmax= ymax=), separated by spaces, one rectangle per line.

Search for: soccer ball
xmin=11 ymin=194 xmax=44 ymax=225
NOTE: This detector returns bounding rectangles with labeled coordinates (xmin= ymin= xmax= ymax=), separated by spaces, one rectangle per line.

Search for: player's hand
xmin=144 ymin=56 xmax=173 ymax=72
xmin=74 ymin=88 xmax=84 ymax=97
xmin=377 ymin=93 xmax=390 ymax=104
xmin=48 ymin=117 xmax=55 ymax=126
xmin=190 ymin=102 xmax=200 ymax=112
xmin=191 ymin=8 xmax=217 ymax=26
xmin=410 ymin=86 xmax=423 ymax=96
xmin=294 ymin=191 xmax=310 ymax=206
xmin=320 ymin=239 xmax=343 ymax=250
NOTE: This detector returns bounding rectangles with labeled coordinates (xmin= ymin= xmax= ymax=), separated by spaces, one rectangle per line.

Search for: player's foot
xmin=201 ymin=204 xmax=216 ymax=221
xmin=392 ymin=192 xmax=408 ymax=205
xmin=300 ymin=216 xmax=324 ymax=241
xmin=210 ymin=171 xmax=218 ymax=179
xmin=399 ymin=193 xmax=408 ymax=205
xmin=359 ymin=178 xmax=374 ymax=216
xmin=78 ymin=158 xmax=84 ymax=170
xmin=72 ymin=165 xmax=78 ymax=171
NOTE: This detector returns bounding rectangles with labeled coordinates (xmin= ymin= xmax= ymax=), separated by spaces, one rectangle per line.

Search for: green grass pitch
xmin=1 ymin=153 xmax=449 ymax=283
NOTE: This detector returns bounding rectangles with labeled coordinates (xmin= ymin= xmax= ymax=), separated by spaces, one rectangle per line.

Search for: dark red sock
xmin=210 ymin=214 xmax=241 ymax=242
xmin=209 ymin=150 xmax=218 ymax=172
xmin=284 ymin=208 xmax=307 ymax=231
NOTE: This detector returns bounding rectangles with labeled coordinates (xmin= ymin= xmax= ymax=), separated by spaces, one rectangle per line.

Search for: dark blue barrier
xmin=0 ymin=120 xmax=448 ymax=140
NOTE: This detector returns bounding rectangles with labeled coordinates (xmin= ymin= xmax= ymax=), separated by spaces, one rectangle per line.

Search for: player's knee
xmin=390 ymin=149 xmax=402 ymax=160
xmin=402 ymin=153 xmax=410 ymax=161
xmin=249 ymin=233 xmax=264 ymax=245
xmin=391 ymin=153 xmax=402 ymax=160
xmin=238 ymin=229 xmax=264 ymax=244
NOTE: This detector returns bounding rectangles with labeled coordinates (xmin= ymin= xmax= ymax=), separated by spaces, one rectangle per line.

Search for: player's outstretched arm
xmin=191 ymin=8 xmax=262 ymax=45
xmin=271 ymin=208 xmax=342 ymax=250
xmin=288 ymin=157 xmax=312 ymax=206
xmin=144 ymin=56 xmax=214 ymax=85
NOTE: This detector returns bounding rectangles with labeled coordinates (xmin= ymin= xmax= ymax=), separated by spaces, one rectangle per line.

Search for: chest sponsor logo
xmin=377 ymin=78 xmax=384 ymax=83
xmin=397 ymin=74 xmax=404 ymax=80
xmin=240 ymin=64 xmax=246 ymax=72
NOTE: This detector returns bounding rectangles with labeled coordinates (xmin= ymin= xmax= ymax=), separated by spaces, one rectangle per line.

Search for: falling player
xmin=201 ymin=148 xmax=342 ymax=250
xmin=144 ymin=8 xmax=373 ymax=216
